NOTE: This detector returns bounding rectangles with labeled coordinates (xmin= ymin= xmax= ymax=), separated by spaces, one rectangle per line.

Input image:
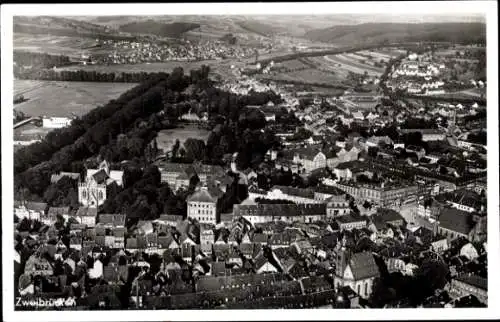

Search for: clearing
xmin=13 ymin=80 xmax=137 ymax=118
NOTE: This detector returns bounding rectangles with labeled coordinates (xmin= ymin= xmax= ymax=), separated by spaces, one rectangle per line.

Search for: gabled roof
xmin=25 ymin=202 xmax=47 ymax=213
xmin=187 ymin=188 xmax=218 ymax=203
xmin=374 ymin=208 xmax=405 ymax=224
xmin=348 ymin=251 xmax=380 ymax=280
xmin=76 ymin=207 xmax=98 ymax=217
xmin=92 ymin=169 xmax=109 ymax=184
xmin=47 ymin=207 xmax=69 ymax=216
xmin=438 ymin=207 xmax=476 ymax=235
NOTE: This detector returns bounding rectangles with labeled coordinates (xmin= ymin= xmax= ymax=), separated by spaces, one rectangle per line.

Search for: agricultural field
xmin=14 ymin=33 xmax=99 ymax=59
xmin=273 ymin=59 xmax=312 ymax=71
xmin=58 ymin=59 xmax=238 ymax=79
xmin=322 ymin=54 xmax=384 ymax=76
xmin=156 ymin=126 xmax=210 ymax=152
xmin=13 ymin=80 xmax=137 ymax=118
xmin=256 ymin=68 xmax=344 ymax=86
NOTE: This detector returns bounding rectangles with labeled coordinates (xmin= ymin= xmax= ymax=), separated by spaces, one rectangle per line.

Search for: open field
xmin=323 ymin=54 xmax=384 ymax=76
xmin=58 ymin=59 xmax=239 ymax=80
xmin=256 ymin=68 xmax=343 ymax=85
xmin=14 ymin=80 xmax=137 ymax=117
xmin=14 ymin=33 xmax=99 ymax=58
xmin=459 ymin=88 xmax=486 ymax=98
xmin=156 ymin=126 xmax=210 ymax=152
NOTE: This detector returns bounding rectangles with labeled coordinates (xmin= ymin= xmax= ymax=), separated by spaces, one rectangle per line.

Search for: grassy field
xmin=14 ymin=33 xmax=99 ymax=59
xmin=256 ymin=68 xmax=343 ymax=85
xmin=14 ymin=80 xmax=137 ymax=118
xmin=156 ymin=126 xmax=210 ymax=152
xmin=323 ymin=54 xmax=384 ymax=76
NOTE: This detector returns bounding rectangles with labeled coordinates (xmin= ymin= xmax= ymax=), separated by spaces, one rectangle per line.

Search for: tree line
xmin=15 ymin=68 xmax=166 ymax=83
xmin=14 ymin=51 xmax=73 ymax=69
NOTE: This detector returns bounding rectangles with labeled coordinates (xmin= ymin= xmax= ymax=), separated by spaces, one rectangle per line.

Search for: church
xmin=334 ymin=247 xmax=380 ymax=299
xmin=78 ymin=160 xmax=124 ymax=207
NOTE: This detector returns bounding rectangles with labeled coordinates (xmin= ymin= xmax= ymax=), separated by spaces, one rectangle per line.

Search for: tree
xmin=171 ymin=139 xmax=180 ymax=160
xmin=183 ymin=138 xmax=206 ymax=162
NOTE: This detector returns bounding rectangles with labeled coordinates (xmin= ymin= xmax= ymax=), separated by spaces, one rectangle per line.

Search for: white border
xmin=1 ymin=2 xmax=498 ymax=321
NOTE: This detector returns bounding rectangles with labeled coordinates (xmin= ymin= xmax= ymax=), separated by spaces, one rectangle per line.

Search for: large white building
xmin=187 ymin=187 xmax=218 ymax=224
xmin=42 ymin=117 xmax=73 ymax=129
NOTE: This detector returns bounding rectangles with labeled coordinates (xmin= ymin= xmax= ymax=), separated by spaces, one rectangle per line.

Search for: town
xmin=11 ymin=14 xmax=488 ymax=312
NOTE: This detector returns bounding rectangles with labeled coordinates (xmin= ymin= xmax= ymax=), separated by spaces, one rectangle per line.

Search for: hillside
xmin=304 ymin=23 xmax=486 ymax=45
xmin=236 ymin=20 xmax=286 ymax=37
xmin=118 ymin=20 xmax=201 ymax=38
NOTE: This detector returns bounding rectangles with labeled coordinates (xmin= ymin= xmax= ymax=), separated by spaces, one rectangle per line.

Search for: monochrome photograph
xmin=1 ymin=2 xmax=498 ymax=321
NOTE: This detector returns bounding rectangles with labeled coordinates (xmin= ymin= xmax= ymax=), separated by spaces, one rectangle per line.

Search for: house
xmin=24 ymin=254 xmax=53 ymax=277
xmin=448 ymin=274 xmax=487 ymax=305
xmin=16 ymin=202 xmax=47 ymax=221
xmin=336 ymin=215 xmax=367 ymax=231
xmin=187 ymin=187 xmax=219 ymax=224
xmin=314 ymin=184 xmax=345 ymax=202
xmin=326 ymin=195 xmax=350 ymax=218
xmin=292 ymin=148 xmax=327 ymax=173
xmin=45 ymin=207 xmax=70 ymax=225
xmin=78 ymin=160 xmax=123 ymax=207
xmin=75 ymin=207 xmax=98 ymax=227
xmin=98 ymin=214 xmax=126 ymax=228
xmin=70 ymin=237 xmax=83 ymax=251
xmin=254 ymin=253 xmax=280 ymax=274
xmin=400 ymin=128 xmax=445 ymax=142
xmin=200 ymin=228 xmax=215 ymax=255
xmin=333 ymin=249 xmax=380 ymax=299
xmin=431 ymin=238 xmax=449 ymax=253
xmin=157 ymin=214 xmax=183 ymax=227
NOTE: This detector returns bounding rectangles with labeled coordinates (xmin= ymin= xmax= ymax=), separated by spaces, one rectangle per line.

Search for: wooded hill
xmin=304 ymin=23 xmax=486 ymax=45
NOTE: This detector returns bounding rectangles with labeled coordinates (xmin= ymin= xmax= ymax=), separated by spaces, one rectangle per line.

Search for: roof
xmin=436 ymin=189 xmax=483 ymax=210
xmin=335 ymin=160 xmax=368 ymax=171
xmin=48 ymin=207 xmax=70 ymax=216
xmin=92 ymin=169 xmax=109 ymax=184
xmin=156 ymin=162 xmax=191 ymax=174
xmin=234 ymin=203 xmax=326 ymax=218
xmin=400 ymin=128 xmax=444 ymax=135
xmin=337 ymin=214 xmax=367 ymax=224
xmin=438 ymin=207 xmax=476 ymax=235
xmin=374 ymin=208 xmax=405 ymax=224
xmin=455 ymin=274 xmax=487 ymax=291
xmin=271 ymin=185 xmax=315 ymax=199
xmin=348 ymin=251 xmax=380 ymax=280
xmin=315 ymin=184 xmax=344 ymax=196
xmin=76 ymin=207 xmax=98 ymax=217
xmin=25 ymin=202 xmax=47 ymax=213
xmin=187 ymin=188 xmax=218 ymax=203
xmin=158 ymin=214 xmax=183 ymax=222
xmin=293 ymin=147 xmax=325 ymax=161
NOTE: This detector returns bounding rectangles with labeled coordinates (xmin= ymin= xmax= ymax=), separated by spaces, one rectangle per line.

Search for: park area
xmin=14 ymin=80 xmax=137 ymax=117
